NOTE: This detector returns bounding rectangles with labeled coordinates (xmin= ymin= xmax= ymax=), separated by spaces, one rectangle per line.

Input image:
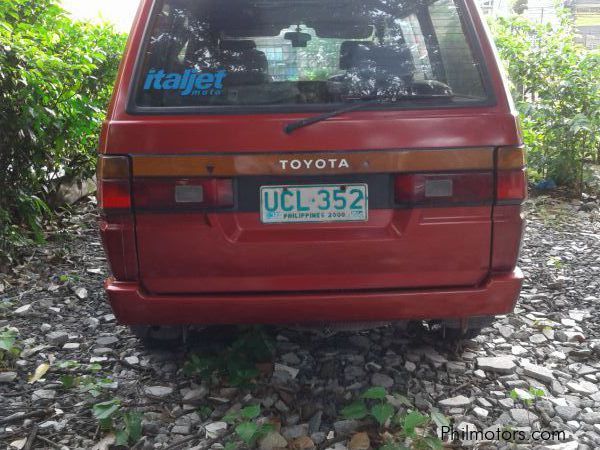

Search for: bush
xmin=0 ymin=0 xmax=126 ymax=260
xmin=489 ymin=12 xmax=600 ymax=191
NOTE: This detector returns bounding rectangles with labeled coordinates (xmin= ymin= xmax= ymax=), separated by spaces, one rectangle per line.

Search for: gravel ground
xmin=1 ymin=194 xmax=599 ymax=450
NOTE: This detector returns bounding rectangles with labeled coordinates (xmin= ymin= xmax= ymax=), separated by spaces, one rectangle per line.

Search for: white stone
xmin=457 ymin=422 xmax=478 ymax=446
xmin=0 ymin=372 xmax=17 ymax=383
xmin=14 ymin=304 xmax=32 ymax=315
xmin=555 ymin=405 xmax=580 ymax=421
xmin=124 ymin=356 xmax=139 ymax=365
xmin=477 ymin=398 xmax=493 ymax=408
xmin=529 ymin=333 xmax=547 ymax=344
xmin=522 ymin=362 xmax=554 ymax=383
xmin=90 ymin=356 xmax=107 ymax=363
xmin=62 ymin=343 xmax=80 ymax=350
xmin=371 ymin=373 xmax=394 ymax=388
xmin=511 ymin=345 xmax=528 ymax=356
xmin=274 ymin=363 xmax=299 ymax=379
xmin=182 ymin=387 xmax=208 ymax=404
xmin=473 ymin=406 xmax=489 ymax=419
xmin=46 ymin=331 xmax=69 ymax=346
xmin=512 ymin=388 xmax=534 ymax=401
xmin=259 ymin=432 xmax=288 ymax=450
xmin=477 ymin=356 xmax=516 ymax=374
xmin=567 ymin=380 xmax=598 ymax=395
xmin=74 ymin=287 xmax=88 ymax=299
xmin=32 ymin=389 xmax=56 ymax=403
xmin=145 ymin=386 xmax=174 ymax=398
xmin=439 ymin=395 xmax=472 ymax=408
xmin=510 ymin=408 xmax=539 ymax=426
xmin=205 ymin=422 xmax=227 ymax=439
xmin=568 ymin=310 xmax=587 ymax=321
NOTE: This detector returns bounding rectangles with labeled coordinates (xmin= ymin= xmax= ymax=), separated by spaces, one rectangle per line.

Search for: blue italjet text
xmin=143 ymin=69 xmax=228 ymax=96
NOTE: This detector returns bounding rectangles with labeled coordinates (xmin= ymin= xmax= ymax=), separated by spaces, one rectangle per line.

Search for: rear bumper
xmin=105 ymin=268 xmax=523 ymax=325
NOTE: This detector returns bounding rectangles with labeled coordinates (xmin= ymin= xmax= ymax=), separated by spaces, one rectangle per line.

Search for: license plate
xmin=260 ymin=184 xmax=368 ymax=224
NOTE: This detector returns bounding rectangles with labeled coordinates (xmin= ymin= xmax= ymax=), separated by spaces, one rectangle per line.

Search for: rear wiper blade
xmin=283 ymin=94 xmax=453 ymax=135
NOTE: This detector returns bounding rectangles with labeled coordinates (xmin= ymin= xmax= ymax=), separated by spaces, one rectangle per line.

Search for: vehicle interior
xmin=136 ymin=0 xmax=487 ymax=107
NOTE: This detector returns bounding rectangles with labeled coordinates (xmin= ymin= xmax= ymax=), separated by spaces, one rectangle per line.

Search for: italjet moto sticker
xmin=143 ymin=69 xmax=228 ymax=96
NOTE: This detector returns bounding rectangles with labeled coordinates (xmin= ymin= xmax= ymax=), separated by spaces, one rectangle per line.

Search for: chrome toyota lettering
xmin=279 ymin=158 xmax=350 ymax=170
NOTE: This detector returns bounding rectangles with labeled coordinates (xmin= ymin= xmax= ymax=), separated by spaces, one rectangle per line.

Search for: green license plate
xmin=260 ymin=184 xmax=368 ymax=224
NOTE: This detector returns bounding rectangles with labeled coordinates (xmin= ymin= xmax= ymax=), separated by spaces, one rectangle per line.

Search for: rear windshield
xmin=133 ymin=0 xmax=490 ymax=110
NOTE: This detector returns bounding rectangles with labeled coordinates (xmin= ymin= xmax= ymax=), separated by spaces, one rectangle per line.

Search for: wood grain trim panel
xmin=132 ymin=148 xmax=494 ymax=177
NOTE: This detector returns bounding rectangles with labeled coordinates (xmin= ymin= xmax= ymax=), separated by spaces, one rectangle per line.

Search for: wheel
xmin=130 ymin=325 xmax=184 ymax=348
xmin=442 ymin=326 xmax=484 ymax=340
xmin=435 ymin=316 xmax=496 ymax=341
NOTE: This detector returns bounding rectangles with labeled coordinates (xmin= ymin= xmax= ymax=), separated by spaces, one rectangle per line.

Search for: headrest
xmin=339 ymin=41 xmax=374 ymax=70
xmin=220 ymin=40 xmax=257 ymax=51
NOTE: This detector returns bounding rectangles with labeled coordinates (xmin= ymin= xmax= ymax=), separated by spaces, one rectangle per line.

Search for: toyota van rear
xmin=98 ymin=0 xmax=526 ymax=338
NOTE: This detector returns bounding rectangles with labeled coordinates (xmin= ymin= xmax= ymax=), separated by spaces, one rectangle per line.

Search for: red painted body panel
xmin=106 ymin=269 xmax=523 ymax=325
xmin=98 ymin=0 xmax=526 ymax=325
xmin=136 ymin=208 xmax=492 ymax=294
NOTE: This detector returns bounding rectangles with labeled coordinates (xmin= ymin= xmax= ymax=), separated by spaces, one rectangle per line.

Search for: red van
xmin=98 ymin=0 xmax=526 ymax=340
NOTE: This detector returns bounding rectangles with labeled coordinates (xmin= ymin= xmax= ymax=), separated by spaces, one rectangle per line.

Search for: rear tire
xmin=442 ymin=326 xmax=484 ymax=340
xmin=436 ymin=316 xmax=495 ymax=341
xmin=130 ymin=325 xmax=184 ymax=348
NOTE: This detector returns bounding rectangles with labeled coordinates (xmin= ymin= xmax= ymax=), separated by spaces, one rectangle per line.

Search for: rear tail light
xmin=496 ymin=147 xmax=527 ymax=204
xmin=133 ymin=178 xmax=234 ymax=210
xmin=395 ymin=172 xmax=493 ymax=206
xmin=497 ymin=169 xmax=527 ymax=203
xmin=99 ymin=180 xmax=131 ymax=210
xmin=492 ymin=146 xmax=527 ymax=272
xmin=393 ymin=147 xmax=527 ymax=207
xmin=97 ymin=155 xmax=138 ymax=281
xmin=98 ymin=156 xmax=131 ymax=212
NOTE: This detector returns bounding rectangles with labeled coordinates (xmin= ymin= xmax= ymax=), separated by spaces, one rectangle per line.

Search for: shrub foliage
xmin=489 ymin=13 xmax=600 ymax=190
xmin=0 ymin=0 xmax=126 ymax=259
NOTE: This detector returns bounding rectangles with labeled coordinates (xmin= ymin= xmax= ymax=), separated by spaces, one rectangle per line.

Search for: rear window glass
xmin=134 ymin=0 xmax=490 ymax=109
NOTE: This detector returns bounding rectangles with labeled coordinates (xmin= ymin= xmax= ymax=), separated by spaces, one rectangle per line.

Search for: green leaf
xmin=371 ymin=403 xmax=394 ymax=426
xmin=392 ymin=394 xmax=413 ymax=407
xmin=379 ymin=443 xmax=409 ymax=450
xmin=198 ymin=406 xmax=213 ymax=420
xmin=224 ymin=443 xmax=237 ymax=450
xmin=402 ymin=411 xmax=429 ymax=436
xmin=430 ymin=409 xmax=450 ymax=430
xmin=88 ymin=363 xmax=102 ymax=372
xmin=123 ymin=411 xmax=142 ymax=444
xmin=235 ymin=422 xmax=258 ymax=445
xmin=0 ymin=329 xmax=17 ymax=351
xmin=115 ymin=430 xmax=129 ymax=446
xmin=422 ymin=436 xmax=444 ymax=449
xmin=341 ymin=401 xmax=368 ymax=420
xmin=92 ymin=399 xmax=121 ymax=420
xmin=529 ymin=387 xmax=545 ymax=398
xmin=222 ymin=412 xmax=239 ymax=424
xmin=99 ymin=417 xmax=113 ymax=431
xmin=60 ymin=375 xmax=76 ymax=388
xmin=241 ymin=404 xmax=261 ymax=420
xmin=58 ymin=360 xmax=80 ymax=369
xmin=362 ymin=386 xmax=387 ymax=400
